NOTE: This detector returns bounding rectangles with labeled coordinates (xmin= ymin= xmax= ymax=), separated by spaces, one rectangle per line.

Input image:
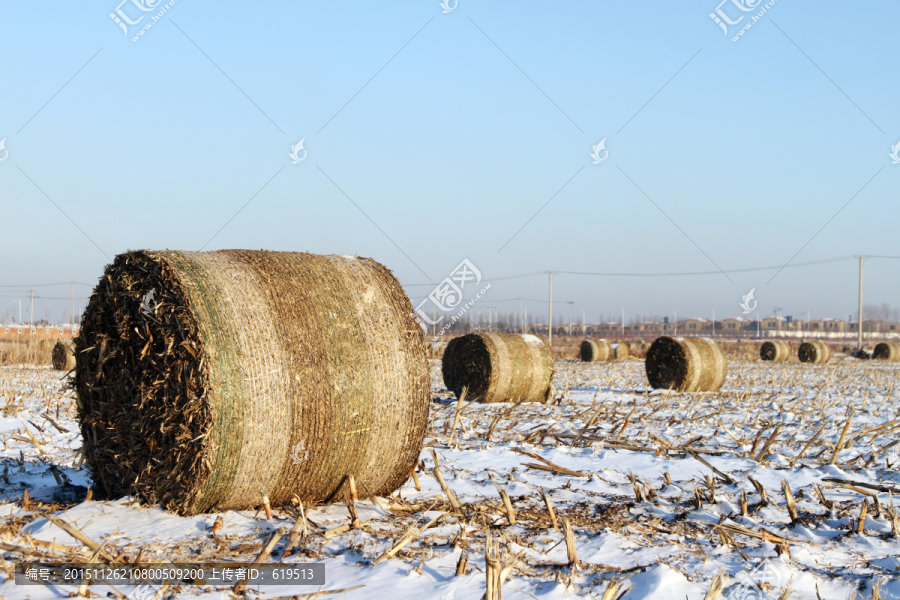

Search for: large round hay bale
xmin=798 ymin=340 xmax=831 ymax=364
xmin=442 ymin=333 xmax=553 ymax=404
xmin=580 ymin=339 xmax=611 ymax=362
xmin=612 ymin=342 xmax=630 ymax=360
xmin=760 ymin=340 xmax=790 ymax=362
xmin=873 ymin=342 xmax=900 ymax=361
xmin=645 ymin=337 xmax=727 ymax=392
xmin=74 ymin=250 xmax=429 ymax=515
xmin=51 ymin=340 xmax=76 ymax=371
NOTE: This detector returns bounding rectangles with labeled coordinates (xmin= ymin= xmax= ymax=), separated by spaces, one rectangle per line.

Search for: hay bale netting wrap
xmin=51 ymin=340 xmax=76 ymax=371
xmin=798 ymin=340 xmax=831 ymax=364
xmin=760 ymin=340 xmax=791 ymax=362
xmin=442 ymin=333 xmax=553 ymax=404
xmin=645 ymin=337 xmax=727 ymax=392
xmin=580 ymin=339 xmax=611 ymax=362
xmin=873 ymin=342 xmax=900 ymax=361
xmin=74 ymin=250 xmax=429 ymax=515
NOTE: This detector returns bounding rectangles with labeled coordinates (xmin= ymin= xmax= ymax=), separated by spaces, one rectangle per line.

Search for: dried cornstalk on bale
xmin=612 ymin=342 xmax=630 ymax=360
xmin=580 ymin=339 xmax=611 ymax=362
xmin=760 ymin=340 xmax=790 ymax=362
xmin=873 ymin=342 xmax=900 ymax=361
xmin=74 ymin=250 xmax=429 ymax=515
xmin=51 ymin=340 xmax=76 ymax=371
xmin=442 ymin=333 xmax=553 ymax=403
xmin=645 ymin=337 xmax=727 ymax=392
xmin=798 ymin=340 xmax=831 ymax=364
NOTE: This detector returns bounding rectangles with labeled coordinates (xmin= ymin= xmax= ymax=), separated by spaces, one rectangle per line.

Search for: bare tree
xmin=863 ymin=303 xmax=896 ymax=322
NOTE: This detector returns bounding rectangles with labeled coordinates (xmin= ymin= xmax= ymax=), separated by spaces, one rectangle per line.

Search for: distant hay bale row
xmin=760 ymin=340 xmax=791 ymax=362
xmin=645 ymin=337 xmax=727 ymax=392
xmin=75 ymin=249 xmax=429 ymax=516
xmin=798 ymin=340 xmax=831 ymax=364
xmin=51 ymin=340 xmax=75 ymax=371
xmin=442 ymin=333 xmax=553 ymax=403
xmin=873 ymin=342 xmax=900 ymax=361
xmin=579 ymin=339 xmax=632 ymax=362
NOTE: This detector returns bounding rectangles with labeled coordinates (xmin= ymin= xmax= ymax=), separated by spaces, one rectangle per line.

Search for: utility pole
xmin=858 ymin=256 xmax=864 ymax=350
xmin=547 ymin=271 xmax=553 ymax=348
xmin=712 ymin=309 xmax=716 ymax=338
xmin=756 ymin=312 xmax=760 ymax=338
xmin=621 ymin=308 xmax=625 ymax=338
xmin=674 ymin=311 xmax=677 ymax=336
xmin=568 ymin=302 xmax=573 ymax=336
xmin=582 ymin=310 xmax=586 ymax=336
xmin=519 ymin=299 xmax=524 ymax=335
xmin=28 ymin=290 xmax=35 ymax=328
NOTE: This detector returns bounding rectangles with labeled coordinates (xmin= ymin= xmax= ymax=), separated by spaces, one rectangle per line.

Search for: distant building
xmin=760 ymin=316 xmax=787 ymax=331
xmin=821 ymin=318 xmax=846 ymax=333
xmin=1 ymin=324 xmax=79 ymax=340
xmin=681 ymin=318 xmax=709 ymax=333
xmin=721 ymin=316 xmax=753 ymax=332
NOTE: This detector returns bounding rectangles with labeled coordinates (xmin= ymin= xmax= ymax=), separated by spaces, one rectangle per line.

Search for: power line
xmin=555 ymin=256 xmax=856 ymax=277
xmin=0 ymin=282 xmax=94 ymax=288
xmin=403 ymin=255 xmax=860 ymax=287
xmin=0 ymin=294 xmax=90 ymax=300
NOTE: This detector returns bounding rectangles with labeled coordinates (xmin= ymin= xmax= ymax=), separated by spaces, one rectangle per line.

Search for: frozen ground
xmin=0 ymin=356 xmax=898 ymax=599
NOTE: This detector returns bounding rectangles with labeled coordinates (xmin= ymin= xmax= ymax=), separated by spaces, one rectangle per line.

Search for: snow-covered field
xmin=0 ymin=356 xmax=898 ymax=599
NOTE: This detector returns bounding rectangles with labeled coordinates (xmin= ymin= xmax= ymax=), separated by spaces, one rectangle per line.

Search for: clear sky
xmin=1 ymin=1 xmax=897 ymax=325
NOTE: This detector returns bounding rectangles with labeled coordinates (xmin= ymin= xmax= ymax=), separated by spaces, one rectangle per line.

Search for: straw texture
xmin=873 ymin=342 xmax=900 ymax=361
xmin=645 ymin=337 xmax=727 ymax=392
xmin=760 ymin=340 xmax=791 ymax=362
xmin=442 ymin=333 xmax=554 ymax=404
xmin=798 ymin=340 xmax=831 ymax=364
xmin=74 ymin=250 xmax=429 ymax=515
xmin=580 ymin=339 xmax=611 ymax=362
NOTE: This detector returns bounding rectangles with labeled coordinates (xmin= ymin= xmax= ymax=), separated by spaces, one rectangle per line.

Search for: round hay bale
xmin=442 ymin=333 xmax=553 ymax=404
xmin=74 ymin=250 xmax=429 ymax=515
xmin=645 ymin=337 xmax=727 ymax=392
xmin=580 ymin=339 xmax=611 ymax=362
xmin=612 ymin=342 xmax=630 ymax=360
xmin=759 ymin=340 xmax=790 ymax=362
xmin=51 ymin=340 xmax=76 ymax=371
xmin=798 ymin=340 xmax=831 ymax=364
xmin=873 ymin=342 xmax=900 ymax=361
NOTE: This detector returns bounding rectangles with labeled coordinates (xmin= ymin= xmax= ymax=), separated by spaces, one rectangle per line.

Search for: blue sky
xmin=1 ymin=1 xmax=897 ymax=325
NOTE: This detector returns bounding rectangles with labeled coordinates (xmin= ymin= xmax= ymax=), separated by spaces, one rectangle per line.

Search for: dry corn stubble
xmin=75 ymin=249 xmax=429 ymax=515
